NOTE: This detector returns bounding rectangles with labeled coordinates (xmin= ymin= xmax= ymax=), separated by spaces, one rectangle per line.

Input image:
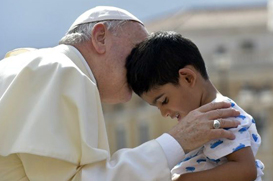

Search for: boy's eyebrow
xmin=152 ymin=93 xmax=164 ymax=106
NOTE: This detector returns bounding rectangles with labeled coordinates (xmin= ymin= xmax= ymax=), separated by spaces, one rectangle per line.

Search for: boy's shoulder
xmin=203 ymin=94 xmax=260 ymax=160
xmin=213 ymin=95 xmax=253 ymax=122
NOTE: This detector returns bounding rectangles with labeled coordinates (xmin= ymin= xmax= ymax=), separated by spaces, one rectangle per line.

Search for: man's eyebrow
xmin=152 ymin=93 xmax=164 ymax=106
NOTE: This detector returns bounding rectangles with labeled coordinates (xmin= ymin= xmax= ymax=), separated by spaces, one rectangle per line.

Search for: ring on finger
xmin=213 ymin=119 xmax=221 ymax=129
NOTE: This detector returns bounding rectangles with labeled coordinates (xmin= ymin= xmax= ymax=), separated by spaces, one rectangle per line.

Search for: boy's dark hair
xmin=126 ymin=31 xmax=209 ymax=96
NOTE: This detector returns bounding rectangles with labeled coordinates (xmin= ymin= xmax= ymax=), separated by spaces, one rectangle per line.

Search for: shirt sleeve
xmin=156 ymin=133 xmax=185 ymax=169
xmin=203 ymin=103 xmax=253 ymax=160
xmin=16 ymin=141 xmax=172 ymax=181
xmin=75 ymin=140 xmax=172 ymax=181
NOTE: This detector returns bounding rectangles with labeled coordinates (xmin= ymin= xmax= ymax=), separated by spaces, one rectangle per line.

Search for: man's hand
xmin=168 ymin=101 xmax=240 ymax=153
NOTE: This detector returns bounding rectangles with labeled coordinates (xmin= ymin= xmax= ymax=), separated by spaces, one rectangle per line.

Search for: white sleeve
xmin=76 ymin=140 xmax=172 ymax=181
xmin=156 ymin=133 xmax=185 ymax=169
xmin=16 ymin=141 xmax=172 ymax=181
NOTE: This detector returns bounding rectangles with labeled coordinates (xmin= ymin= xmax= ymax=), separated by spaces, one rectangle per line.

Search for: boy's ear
xmin=178 ymin=66 xmax=197 ymax=87
xmin=91 ymin=23 xmax=107 ymax=54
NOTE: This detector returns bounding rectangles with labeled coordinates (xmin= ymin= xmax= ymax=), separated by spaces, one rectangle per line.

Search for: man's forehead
xmin=123 ymin=21 xmax=148 ymax=38
xmin=118 ymin=22 xmax=148 ymax=48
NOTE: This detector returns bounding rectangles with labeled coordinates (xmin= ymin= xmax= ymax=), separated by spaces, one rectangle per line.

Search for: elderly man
xmin=0 ymin=6 xmax=239 ymax=180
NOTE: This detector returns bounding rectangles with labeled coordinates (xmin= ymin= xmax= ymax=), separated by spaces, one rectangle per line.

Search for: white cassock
xmin=0 ymin=45 xmax=173 ymax=181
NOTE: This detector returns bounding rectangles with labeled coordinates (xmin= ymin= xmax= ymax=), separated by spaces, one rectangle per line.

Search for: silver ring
xmin=213 ymin=120 xmax=221 ymax=129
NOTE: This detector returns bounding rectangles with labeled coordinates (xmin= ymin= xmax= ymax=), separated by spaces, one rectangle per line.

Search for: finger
xmin=209 ymin=129 xmax=236 ymax=140
xmin=206 ymin=108 xmax=240 ymax=120
xmin=198 ymin=101 xmax=232 ymax=113
xmin=218 ymin=119 xmax=240 ymax=129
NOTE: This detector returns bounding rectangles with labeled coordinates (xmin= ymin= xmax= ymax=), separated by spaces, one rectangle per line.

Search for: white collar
xmin=55 ymin=44 xmax=97 ymax=85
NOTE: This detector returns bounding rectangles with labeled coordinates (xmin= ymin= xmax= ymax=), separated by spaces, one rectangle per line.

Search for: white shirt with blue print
xmin=171 ymin=94 xmax=264 ymax=181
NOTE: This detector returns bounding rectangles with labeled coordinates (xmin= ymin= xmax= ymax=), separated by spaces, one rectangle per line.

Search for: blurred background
xmin=1 ymin=0 xmax=272 ymax=180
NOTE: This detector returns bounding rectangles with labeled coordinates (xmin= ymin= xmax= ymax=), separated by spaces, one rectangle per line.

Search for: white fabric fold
xmin=0 ymin=45 xmax=172 ymax=180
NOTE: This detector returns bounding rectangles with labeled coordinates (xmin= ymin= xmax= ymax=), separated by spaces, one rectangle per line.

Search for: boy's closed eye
xmin=161 ymin=98 xmax=169 ymax=105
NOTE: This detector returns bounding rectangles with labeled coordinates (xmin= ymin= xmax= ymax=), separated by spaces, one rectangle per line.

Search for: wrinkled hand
xmin=168 ymin=101 xmax=240 ymax=153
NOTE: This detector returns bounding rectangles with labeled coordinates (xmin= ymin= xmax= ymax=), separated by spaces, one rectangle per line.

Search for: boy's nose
xmin=160 ymin=108 xmax=170 ymax=118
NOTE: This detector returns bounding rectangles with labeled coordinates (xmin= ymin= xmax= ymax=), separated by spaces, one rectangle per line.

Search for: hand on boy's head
xmin=168 ymin=101 xmax=240 ymax=153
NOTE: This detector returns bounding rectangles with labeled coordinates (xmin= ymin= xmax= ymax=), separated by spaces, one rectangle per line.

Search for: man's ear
xmin=91 ymin=23 xmax=107 ymax=54
xmin=178 ymin=66 xmax=197 ymax=87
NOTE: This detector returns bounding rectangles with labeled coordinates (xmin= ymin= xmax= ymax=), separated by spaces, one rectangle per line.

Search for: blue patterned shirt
xmin=171 ymin=95 xmax=264 ymax=181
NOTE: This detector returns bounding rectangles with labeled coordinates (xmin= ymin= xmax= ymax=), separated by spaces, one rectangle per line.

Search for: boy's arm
xmin=175 ymin=147 xmax=257 ymax=181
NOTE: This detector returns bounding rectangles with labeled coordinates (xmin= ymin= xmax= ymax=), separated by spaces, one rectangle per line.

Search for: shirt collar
xmin=55 ymin=44 xmax=97 ymax=85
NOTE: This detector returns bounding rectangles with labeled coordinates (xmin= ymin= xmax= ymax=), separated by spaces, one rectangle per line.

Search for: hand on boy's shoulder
xmin=168 ymin=101 xmax=240 ymax=153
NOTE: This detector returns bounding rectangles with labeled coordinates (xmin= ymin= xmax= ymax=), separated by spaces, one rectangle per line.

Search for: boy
xmin=126 ymin=31 xmax=264 ymax=181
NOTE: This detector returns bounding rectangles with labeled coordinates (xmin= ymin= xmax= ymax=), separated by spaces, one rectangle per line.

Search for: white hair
xmin=59 ymin=20 xmax=128 ymax=45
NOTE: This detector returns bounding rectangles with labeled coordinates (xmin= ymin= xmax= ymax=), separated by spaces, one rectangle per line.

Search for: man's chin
xmin=120 ymin=91 xmax=133 ymax=103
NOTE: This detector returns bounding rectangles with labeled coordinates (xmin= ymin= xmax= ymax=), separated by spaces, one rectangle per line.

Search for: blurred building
xmin=103 ymin=3 xmax=273 ymax=180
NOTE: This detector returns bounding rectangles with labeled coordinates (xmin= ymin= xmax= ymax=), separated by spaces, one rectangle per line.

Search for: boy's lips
xmin=171 ymin=113 xmax=182 ymax=122
xmin=177 ymin=115 xmax=182 ymax=122
xmin=173 ymin=113 xmax=181 ymax=122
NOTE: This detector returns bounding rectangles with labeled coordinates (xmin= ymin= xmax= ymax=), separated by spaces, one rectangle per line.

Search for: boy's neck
xmin=200 ymin=80 xmax=220 ymax=106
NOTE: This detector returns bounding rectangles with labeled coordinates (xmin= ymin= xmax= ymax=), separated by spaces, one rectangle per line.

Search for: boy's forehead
xmin=141 ymin=87 xmax=165 ymax=106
